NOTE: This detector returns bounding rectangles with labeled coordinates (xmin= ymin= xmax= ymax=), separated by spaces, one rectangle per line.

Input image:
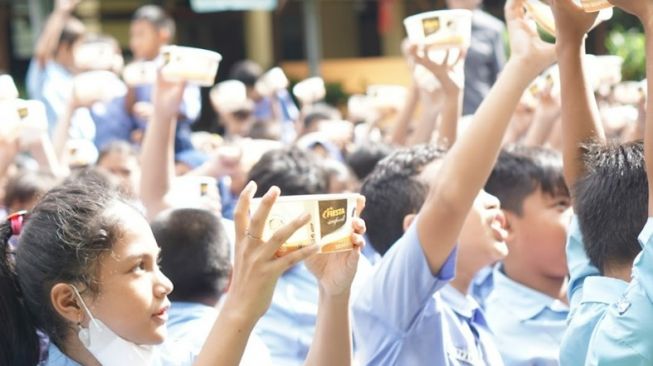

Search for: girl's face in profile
xmin=79 ymin=202 xmax=174 ymax=345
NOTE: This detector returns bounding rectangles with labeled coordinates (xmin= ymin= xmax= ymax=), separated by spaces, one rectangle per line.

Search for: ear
xmin=50 ymin=283 xmax=85 ymax=325
xmin=159 ymin=29 xmax=172 ymax=44
xmin=503 ymin=210 xmax=519 ymax=244
xmin=402 ymin=213 xmax=417 ymax=232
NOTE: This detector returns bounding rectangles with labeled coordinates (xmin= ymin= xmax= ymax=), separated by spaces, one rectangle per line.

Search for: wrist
xmin=319 ymin=285 xmax=351 ymax=302
xmin=220 ymin=297 xmax=261 ymax=330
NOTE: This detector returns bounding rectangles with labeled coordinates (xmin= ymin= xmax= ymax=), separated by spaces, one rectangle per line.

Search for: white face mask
xmin=71 ymin=285 xmax=157 ymax=366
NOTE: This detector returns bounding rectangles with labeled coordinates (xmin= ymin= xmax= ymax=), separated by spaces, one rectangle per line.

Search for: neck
xmin=503 ymin=260 xmax=568 ymax=303
xmin=451 ymin=254 xmax=484 ymax=295
xmin=60 ymin=335 xmax=101 ymax=366
xmin=603 ymin=264 xmax=632 ymax=283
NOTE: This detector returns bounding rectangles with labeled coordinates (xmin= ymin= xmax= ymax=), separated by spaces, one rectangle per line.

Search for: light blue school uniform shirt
xmin=25 ymin=59 xmax=95 ymax=141
xmin=42 ymin=341 xmax=194 ymax=366
xmin=484 ymin=265 xmax=569 ymax=366
xmin=92 ymin=95 xmax=139 ymax=150
xmin=167 ymin=301 xmax=271 ymax=366
xmin=471 ymin=264 xmax=495 ymax=309
xmin=558 ymin=215 xmax=628 ymax=366
xmin=254 ymin=262 xmax=318 ymax=366
xmin=585 ymin=218 xmax=653 ymax=365
xmin=352 ymin=221 xmax=504 ymax=366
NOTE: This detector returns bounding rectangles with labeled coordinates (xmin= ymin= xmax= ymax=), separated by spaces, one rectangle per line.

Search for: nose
xmin=155 ymin=269 xmax=174 ymax=297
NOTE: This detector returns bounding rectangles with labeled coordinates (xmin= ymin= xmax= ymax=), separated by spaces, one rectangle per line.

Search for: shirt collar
xmin=491 ymin=265 xmax=569 ymax=321
xmin=580 ymin=276 xmax=629 ymax=305
xmin=440 ymin=284 xmax=482 ymax=320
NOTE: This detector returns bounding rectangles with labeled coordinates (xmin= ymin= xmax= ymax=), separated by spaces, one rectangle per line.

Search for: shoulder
xmin=473 ymin=10 xmax=505 ymax=34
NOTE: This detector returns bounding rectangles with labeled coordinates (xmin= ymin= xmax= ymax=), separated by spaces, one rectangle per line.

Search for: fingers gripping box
xmin=252 ymin=194 xmax=359 ymax=255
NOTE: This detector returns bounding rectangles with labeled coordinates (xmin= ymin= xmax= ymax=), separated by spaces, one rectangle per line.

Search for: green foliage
xmin=605 ymin=27 xmax=646 ymax=81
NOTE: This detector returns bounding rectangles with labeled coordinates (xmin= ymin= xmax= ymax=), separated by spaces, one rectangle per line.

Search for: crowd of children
xmin=1 ymin=0 xmax=653 ymax=365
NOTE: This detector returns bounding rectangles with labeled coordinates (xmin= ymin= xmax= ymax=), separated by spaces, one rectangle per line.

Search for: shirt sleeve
xmin=489 ymin=29 xmax=506 ymax=84
xmin=635 ymin=218 xmax=653 ymax=298
xmin=567 ymin=215 xmax=600 ymax=309
xmin=353 ymin=219 xmax=456 ymax=335
xmin=179 ymin=84 xmax=201 ymax=123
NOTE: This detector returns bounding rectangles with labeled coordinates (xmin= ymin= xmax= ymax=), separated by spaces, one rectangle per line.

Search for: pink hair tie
xmin=7 ymin=210 xmax=27 ymax=236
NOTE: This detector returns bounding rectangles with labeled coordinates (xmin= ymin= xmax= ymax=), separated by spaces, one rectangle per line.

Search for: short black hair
xmin=151 ymin=208 xmax=231 ymax=303
xmin=346 ymin=143 xmax=393 ymax=182
xmin=229 ymin=60 xmax=263 ymax=87
xmin=485 ymin=145 xmax=568 ymax=216
xmin=248 ymin=147 xmax=328 ymax=197
xmin=361 ymin=145 xmax=446 ymax=255
xmin=58 ymin=18 xmax=85 ymax=49
xmin=575 ymin=140 xmax=647 ymax=273
xmin=132 ymin=5 xmax=175 ymax=38
xmin=3 ymin=171 xmax=57 ymax=210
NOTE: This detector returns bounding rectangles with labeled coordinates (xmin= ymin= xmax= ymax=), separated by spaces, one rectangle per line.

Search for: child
xmin=126 ymin=5 xmax=201 ymax=154
xmin=483 ymin=145 xmax=571 ymax=365
xmin=583 ymin=0 xmax=653 ymax=364
xmin=351 ymin=0 xmax=556 ymax=363
xmin=0 ymin=179 xmax=364 ymax=366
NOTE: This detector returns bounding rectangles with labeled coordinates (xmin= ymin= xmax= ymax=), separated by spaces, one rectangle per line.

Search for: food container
xmin=160 ymin=45 xmax=222 ymax=87
xmin=65 ymin=139 xmax=99 ymax=166
xmin=122 ymin=61 xmax=158 ymax=87
xmin=210 ymin=80 xmax=253 ymax=113
xmin=74 ymin=38 xmax=123 ymax=72
xmin=579 ymin=0 xmax=612 ymax=12
xmin=404 ymin=10 xmax=472 ymax=50
xmin=293 ymin=77 xmax=326 ymax=104
xmin=524 ymin=0 xmax=613 ymax=36
xmin=251 ymin=193 xmax=360 ymax=255
xmin=73 ymin=71 xmax=127 ymax=105
xmin=0 ymin=74 xmax=19 ymax=101
xmin=367 ymin=85 xmax=408 ymax=111
xmin=613 ymin=81 xmax=647 ymax=105
xmin=255 ymin=67 xmax=289 ymax=97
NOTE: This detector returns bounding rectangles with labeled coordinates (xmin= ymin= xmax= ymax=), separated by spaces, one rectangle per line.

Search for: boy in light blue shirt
xmin=549 ymin=1 xmax=648 ymax=365
xmin=352 ymin=1 xmax=557 ymax=363
xmin=583 ymin=1 xmax=653 ymax=364
xmin=484 ymin=147 xmax=572 ymax=366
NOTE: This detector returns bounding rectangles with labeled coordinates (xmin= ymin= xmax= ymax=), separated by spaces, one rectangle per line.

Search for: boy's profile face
xmin=129 ymin=20 xmax=167 ymax=60
xmin=508 ymin=188 xmax=571 ymax=279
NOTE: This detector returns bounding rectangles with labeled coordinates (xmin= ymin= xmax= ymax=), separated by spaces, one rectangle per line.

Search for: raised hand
xmin=550 ymin=0 xmax=599 ymax=43
xmin=227 ymin=182 xmax=320 ymax=320
xmin=305 ymin=196 xmax=366 ymax=297
xmin=506 ymin=0 xmax=556 ymax=75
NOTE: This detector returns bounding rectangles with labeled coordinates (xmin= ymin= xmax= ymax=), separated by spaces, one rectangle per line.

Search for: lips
xmin=152 ymin=305 xmax=169 ymax=322
xmin=489 ymin=213 xmax=508 ymax=242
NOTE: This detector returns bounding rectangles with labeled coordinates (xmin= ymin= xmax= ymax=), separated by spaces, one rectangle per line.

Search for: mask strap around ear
xmin=70 ymin=284 xmax=100 ymax=329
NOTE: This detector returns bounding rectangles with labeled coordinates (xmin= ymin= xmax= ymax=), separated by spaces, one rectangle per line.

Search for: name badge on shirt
xmin=447 ymin=347 xmax=481 ymax=365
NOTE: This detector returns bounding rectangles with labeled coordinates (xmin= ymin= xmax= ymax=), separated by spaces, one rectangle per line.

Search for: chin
xmin=492 ymin=241 xmax=509 ymax=259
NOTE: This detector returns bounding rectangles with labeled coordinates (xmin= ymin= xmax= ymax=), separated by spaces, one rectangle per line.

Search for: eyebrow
xmin=120 ymin=248 xmax=162 ymax=262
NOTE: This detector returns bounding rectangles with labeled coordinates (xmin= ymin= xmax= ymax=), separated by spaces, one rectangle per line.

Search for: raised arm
xmin=139 ymin=75 xmax=182 ymax=221
xmin=193 ymin=183 xmax=320 ymax=366
xmin=417 ymin=0 xmax=556 ymax=274
xmin=303 ymin=197 xmax=365 ymax=366
xmin=550 ymin=0 xmax=604 ymax=190
xmin=34 ymin=0 xmax=80 ymax=67
xmin=411 ymin=46 xmax=465 ymax=148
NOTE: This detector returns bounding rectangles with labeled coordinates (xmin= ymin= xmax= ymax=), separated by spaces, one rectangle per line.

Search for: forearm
xmin=193 ymin=303 xmax=257 ymax=366
xmin=52 ymin=102 xmax=75 ymax=163
xmin=28 ymin=134 xmax=69 ymax=178
xmin=34 ymin=10 xmax=69 ymax=65
xmin=304 ymin=290 xmax=352 ymax=366
xmin=389 ymin=84 xmax=419 ymax=146
xmin=406 ymin=106 xmax=439 ymax=146
xmin=139 ymin=105 xmax=176 ymax=220
xmin=523 ymin=106 xmax=559 ymax=147
xmin=434 ymin=89 xmax=462 ymax=148
xmin=557 ymin=40 xmax=605 ymax=189
xmin=418 ymin=59 xmax=537 ymax=274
